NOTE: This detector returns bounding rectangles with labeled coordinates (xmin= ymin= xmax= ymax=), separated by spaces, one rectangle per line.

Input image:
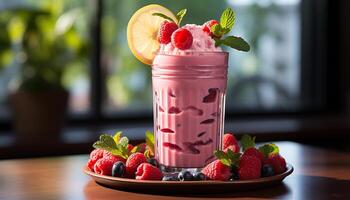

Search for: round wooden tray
xmin=84 ymin=163 xmax=293 ymax=193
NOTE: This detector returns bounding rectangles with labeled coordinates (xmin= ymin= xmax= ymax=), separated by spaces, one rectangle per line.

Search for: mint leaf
xmin=214 ymin=150 xmax=231 ymax=166
xmin=93 ymin=133 xmax=129 ymax=159
xmin=211 ymin=24 xmax=225 ymax=38
xmin=93 ymin=141 xmax=113 ymax=152
xmin=113 ymin=131 xmax=122 ymax=143
xmin=258 ymin=143 xmax=279 ymax=158
xmin=220 ymin=8 xmax=235 ymax=33
xmin=145 ymin=130 xmax=155 ymax=154
xmin=176 ymin=9 xmax=187 ymax=26
xmin=99 ymin=134 xmax=117 ymax=149
xmin=220 ymin=36 xmax=250 ymax=52
xmin=240 ymin=134 xmax=256 ymax=151
xmin=119 ymin=137 xmax=129 ymax=148
xmin=226 ymin=149 xmax=241 ymax=167
xmin=152 ymin=13 xmax=175 ymax=23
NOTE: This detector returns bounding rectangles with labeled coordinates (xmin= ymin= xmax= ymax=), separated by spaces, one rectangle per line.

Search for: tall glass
xmin=152 ymin=52 xmax=228 ymax=172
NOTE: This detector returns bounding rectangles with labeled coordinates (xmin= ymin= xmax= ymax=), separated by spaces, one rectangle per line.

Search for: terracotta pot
xmin=9 ymin=90 xmax=69 ymax=142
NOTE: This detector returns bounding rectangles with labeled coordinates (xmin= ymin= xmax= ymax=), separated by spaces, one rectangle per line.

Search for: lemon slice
xmin=127 ymin=4 xmax=177 ymax=65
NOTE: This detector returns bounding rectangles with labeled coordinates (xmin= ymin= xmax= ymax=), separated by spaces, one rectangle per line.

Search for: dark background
xmin=0 ymin=0 xmax=349 ymax=159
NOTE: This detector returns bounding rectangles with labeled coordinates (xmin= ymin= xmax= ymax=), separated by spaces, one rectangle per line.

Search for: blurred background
xmin=0 ymin=0 xmax=349 ymax=159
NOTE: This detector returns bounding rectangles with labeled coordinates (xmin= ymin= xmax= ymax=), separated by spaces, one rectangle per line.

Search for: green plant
xmin=0 ymin=4 xmax=88 ymax=92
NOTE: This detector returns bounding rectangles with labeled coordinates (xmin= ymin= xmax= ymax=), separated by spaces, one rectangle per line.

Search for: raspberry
xmin=127 ymin=144 xmax=134 ymax=152
xmin=202 ymin=20 xmax=220 ymax=38
xmin=135 ymin=163 xmax=163 ymax=180
xmin=171 ymin=28 xmax=193 ymax=50
xmin=87 ymin=149 xmax=105 ymax=171
xmin=158 ymin=21 xmax=178 ymax=44
xmin=94 ymin=155 xmax=126 ymax=176
xmin=238 ymin=155 xmax=261 ymax=180
xmin=125 ymin=153 xmax=147 ymax=178
xmin=223 ymin=133 xmax=240 ymax=153
xmin=201 ymin=160 xmax=231 ymax=181
xmin=90 ymin=149 xmax=104 ymax=159
xmin=265 ymin=154 xmax=286 ymax=174
xmin=242 ymin=147 xmax=264 ymax=162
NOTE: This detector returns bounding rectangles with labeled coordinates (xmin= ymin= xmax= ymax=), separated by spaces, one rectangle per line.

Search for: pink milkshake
xmin=152 ymin=25 xmax=228 ymax=171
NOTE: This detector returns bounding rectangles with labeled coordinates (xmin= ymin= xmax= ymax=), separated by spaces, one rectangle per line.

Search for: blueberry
xmin=162 ymin=175 xmax=180 ymax=181
xmin=262 ymin=164 xmax=275 ymax=177
xmin=147 ymin=158 xmax=159 ymax=168
xmin=178 ymin=171 xmax=194 ymax=181
xmin=193 ymin=172 xmax=206 ymax=181
xmin=112 ymin=161 xmax=125 ymax=177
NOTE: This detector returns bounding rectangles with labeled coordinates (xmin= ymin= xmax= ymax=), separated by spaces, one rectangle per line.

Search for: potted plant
xmin=0 ymin=6 xmax=88 ymax=142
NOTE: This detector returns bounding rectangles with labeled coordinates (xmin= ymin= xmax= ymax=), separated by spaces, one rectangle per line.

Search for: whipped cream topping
xmin=159 ymin=24 xmax=222 ymax=55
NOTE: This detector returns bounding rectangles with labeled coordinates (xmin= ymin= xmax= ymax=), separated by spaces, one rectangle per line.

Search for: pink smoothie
xmin=152 ymin=53 xmax=228 ymax=168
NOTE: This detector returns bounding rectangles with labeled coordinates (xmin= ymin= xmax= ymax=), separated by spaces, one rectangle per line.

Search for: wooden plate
xmin=84 ymin=163 xmax=293 ymax=194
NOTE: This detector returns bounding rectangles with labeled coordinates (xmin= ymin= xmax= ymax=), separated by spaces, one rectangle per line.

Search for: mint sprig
xmin=258 ymin=143 xmax=279 ymax=158
xmin=216 ymin=36 xmax=250 ymax=52
xmin=240 ymin=134 xmax=256 ymax=151
xmin=211 ymin=8 xmax=250 ymax=52
xmin=152 ymin=8 xmax=187 ymax=26
xmin=214 ymin=149 xmax=241 ymax=167
xmin=220 ymin=8 xmax=235 ymax=32
xmin=176 ymin=9 xmax=187 ymax=25
xmin=93 ymin=132 xmax=130 ymax=159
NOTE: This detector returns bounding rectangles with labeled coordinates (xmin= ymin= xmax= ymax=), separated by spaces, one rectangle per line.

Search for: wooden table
xmin=1 ymin=142 xmax=350 ymax=200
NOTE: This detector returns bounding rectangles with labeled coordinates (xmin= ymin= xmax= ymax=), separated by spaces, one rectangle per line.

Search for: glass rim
xmin=155 ymin=51 xmax=229 ymax=56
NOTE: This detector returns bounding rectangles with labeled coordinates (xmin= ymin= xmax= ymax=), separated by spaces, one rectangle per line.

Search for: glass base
xmin=159 ymin=164 xmax=202 ymax=174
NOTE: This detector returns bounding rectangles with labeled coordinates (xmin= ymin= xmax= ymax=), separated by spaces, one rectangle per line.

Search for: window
xmin=0 ymin=0 xmax=333 ymax=130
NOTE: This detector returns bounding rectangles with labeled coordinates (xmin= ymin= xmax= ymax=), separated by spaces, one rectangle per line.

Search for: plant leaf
xmin=220 ymin=8 xmax=235 ymax=32
xmin=113 ymin=131 xmax=122 ymax=143
xmin=152 ymin=13 xmax=175 ymax=23
xmin=93 ymin=141 xmax=112 ymax=151
xmin=119 ymin=137 xmax=129 ymax=148
xmin=99 ymin=134 xmax=117 ymax=149
xmin=176 ymin=9 xmax=187 ymax=25
xmin=210 ymin=24 xmax=223 ymax=38
xmin=226 ymin=149 xmax=241 ymax=167
xmin=258 ymin=143 xmax=279 ymax=158
xmin=214 ymin=150 xmax=231 ymax=166
xmin=240 ymin=134 xmax=255 ymax=151
xmin=145 ymin=130 xmax=155 ymax=154
xmin=220 ymin=36 xmax=250 ymax=52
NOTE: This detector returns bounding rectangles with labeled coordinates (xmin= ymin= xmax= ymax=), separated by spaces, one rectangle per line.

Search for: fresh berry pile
xmin=86 ymin=131 xmax=287 ymax=181
xmin=201 ymin=134 xmax=287 ymax=181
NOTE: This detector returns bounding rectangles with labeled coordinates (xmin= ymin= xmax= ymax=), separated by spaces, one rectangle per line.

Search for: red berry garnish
xmin=87 ymin=149 xmax=107 ymax=171
xmin=94 ymin=155 xmax=126 ymax=176
xmin=157 ymin=21 xmax=178 ymax=44
xmin=242 ymin=147 xmax=264 ymax=162
xmin=202 ymin=20 xmax=220 ymax=38
xmin=223 ymin=133 xmax=240 ymax=153
xmin=238 ymin=155 xmax=262 ymax=180
xmin=125 ymin=152 xmax=147 ymax=178
xmin=135 ymin=163 xmax=163 ymax=180
xmin=201 ymin=160 xmax=231 ymax=181
xmin=171 ymin=28 xmax=193 ymax=50
xmin=264 ymin=154 xmax=286 ymax=174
